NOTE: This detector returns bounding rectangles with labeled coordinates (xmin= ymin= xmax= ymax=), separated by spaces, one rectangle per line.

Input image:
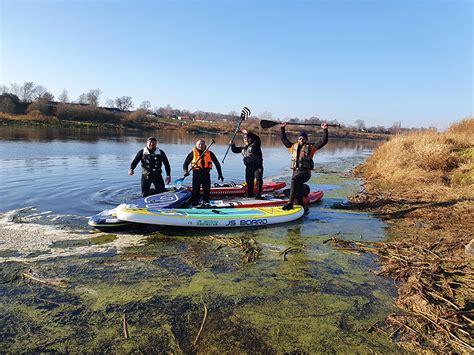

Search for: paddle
xmin=175 ymin=139 xmax=216 ymax=187
xmin=222 ymin=106 xmax=251 ymax=163
xmin=260 ymin=119 xmax=341 ymax=129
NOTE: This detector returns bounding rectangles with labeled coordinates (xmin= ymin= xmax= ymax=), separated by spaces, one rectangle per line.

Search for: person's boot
xmin=282 ymin=203 xmax=293 ymax=210
xmin=255 ymin=194 xmax=265 ymax=200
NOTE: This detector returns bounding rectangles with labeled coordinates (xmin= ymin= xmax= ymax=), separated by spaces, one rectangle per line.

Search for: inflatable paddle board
xmin=205 ymin=190 xmax=323 ymax=208
xmin=88 ymin=190 xmax=192 ymax=231
xmin=187 ymin=181 xmax=286 ymax=196
xmin=117 ymin=205 xmax=304 ymax=228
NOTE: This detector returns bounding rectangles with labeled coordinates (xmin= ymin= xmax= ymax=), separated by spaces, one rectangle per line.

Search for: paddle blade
xmin=174 ymin=178 xmax=185 ymax=189
xmin=241 ymin=106 xmax=251 ymax=120
xmin=260 ymin=119 xmax=279 ymax=129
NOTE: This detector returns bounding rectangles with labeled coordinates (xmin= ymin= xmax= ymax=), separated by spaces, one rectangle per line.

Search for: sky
xmin=0 ymin=0 xmax=472 ymax=130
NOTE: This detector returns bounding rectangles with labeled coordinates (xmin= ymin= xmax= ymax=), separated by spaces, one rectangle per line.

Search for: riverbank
xmin=0 ymin=112 xmax=390 ymax=141
xmin=347 ymin=118 xmax=473 ymax=352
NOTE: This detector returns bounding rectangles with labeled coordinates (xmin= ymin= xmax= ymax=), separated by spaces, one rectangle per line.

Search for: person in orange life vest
xmin=230 ymin=129 xmax=264 ymax=199
xmin=129 ymin=137 xmax=171 ymax=197
xmin=183 ymin=139 xmax=224 ymax=206
xmin=280 ymin=122 xmax=328 ymax=210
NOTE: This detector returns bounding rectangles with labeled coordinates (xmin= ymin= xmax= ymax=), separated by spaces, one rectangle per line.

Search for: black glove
xmin=218 ymin=174 xmax=224 ymax=182
xmin=183 ymin=171 xmax=190 ymax=177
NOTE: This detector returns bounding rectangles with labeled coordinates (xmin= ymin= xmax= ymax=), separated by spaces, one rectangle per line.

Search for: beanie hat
xmin=298 ymin=131 xmax=308 ymax=140
xmin=147 ymin=136 xmax=157 ymax=142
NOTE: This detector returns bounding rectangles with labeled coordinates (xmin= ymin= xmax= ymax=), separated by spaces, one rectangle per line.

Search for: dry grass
xmin=355 ymin=118 xmax=474 ymax=200
xmin=350 ymin=118 xmax=473 ymax=352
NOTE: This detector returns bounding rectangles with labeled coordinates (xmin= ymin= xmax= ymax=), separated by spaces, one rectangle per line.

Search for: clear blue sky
xmin=1 ymin=0 xmax=472 ymax=129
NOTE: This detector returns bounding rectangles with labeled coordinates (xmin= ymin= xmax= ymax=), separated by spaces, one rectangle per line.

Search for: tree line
xmin=0 ymin=81 xmax=412 ymax=134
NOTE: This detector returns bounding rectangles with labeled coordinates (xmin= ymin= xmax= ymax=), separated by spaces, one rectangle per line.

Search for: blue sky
xmin=1 ymin=0 xmax=472 ymax=129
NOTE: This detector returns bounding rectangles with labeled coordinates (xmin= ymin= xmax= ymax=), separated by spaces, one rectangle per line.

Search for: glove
xmin=183 ymin=172 xmax=190 ymax=177
xmin=218 ymin=174 xmax=224 ymax=182
xmin=165 ymin=176 xmax=171 ymax=184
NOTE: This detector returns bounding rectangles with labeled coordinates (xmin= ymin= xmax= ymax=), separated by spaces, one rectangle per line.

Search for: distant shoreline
xmin=0 ymin=114 xmax=391 ymax=141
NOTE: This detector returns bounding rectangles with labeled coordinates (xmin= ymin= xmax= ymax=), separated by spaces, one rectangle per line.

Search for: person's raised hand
xmin=321 ymin=123 xmax=328 ymax=129
xmin=280 ymin=122 xmax=287 ymax=128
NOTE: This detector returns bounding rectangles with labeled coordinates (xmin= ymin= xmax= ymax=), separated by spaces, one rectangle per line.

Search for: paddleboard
xmin=117 ymin=205 xmax=304 ymax=228
xmin=88 ymin=190 xmax=192 ymax=231
xmin=204 ymin=190 xmax=323 ymax=208
xmin=187 ymin=181 xmax=286 ymax=196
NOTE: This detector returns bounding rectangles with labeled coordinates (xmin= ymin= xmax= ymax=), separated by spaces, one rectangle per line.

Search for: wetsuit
xmin=231 ymin=132 xmax=264 ymax=198
xmin=183 ymin=149 xmax=223 ymax=206
xmin=130 ymin=147 xmax=171 ymax=197
xmin=281 ymin=127 xmax=327 ymax=207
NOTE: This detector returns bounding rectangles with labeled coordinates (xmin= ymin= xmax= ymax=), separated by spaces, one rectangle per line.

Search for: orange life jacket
xmin=290 ymin=143 xmax=316 ymax=170
xmin=192 ymin=148 xmax=213 ymax=170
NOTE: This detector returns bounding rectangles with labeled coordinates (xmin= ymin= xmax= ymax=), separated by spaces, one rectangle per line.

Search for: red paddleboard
xmin=188 ymin=181 xmax=286 ymax=197
xmin=202 ymin=190 xmax=324 ymax=208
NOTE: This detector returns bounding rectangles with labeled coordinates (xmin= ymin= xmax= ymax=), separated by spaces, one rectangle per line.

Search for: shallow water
xmin=0 ymin=126 xmax=399 ymax=352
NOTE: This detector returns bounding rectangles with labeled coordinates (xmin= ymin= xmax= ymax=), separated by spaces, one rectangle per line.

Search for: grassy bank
xmin=348 ymin=118 xmax=473 ymax=352
xmin=0 ymin=112 xmax=389 ymax=140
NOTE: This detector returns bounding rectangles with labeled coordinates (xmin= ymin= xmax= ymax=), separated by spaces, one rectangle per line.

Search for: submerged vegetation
xmin=350 ymin=118 xmax=474 ymax=352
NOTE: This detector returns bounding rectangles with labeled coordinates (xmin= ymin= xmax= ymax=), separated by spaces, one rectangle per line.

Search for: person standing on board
xmin=183 ymin=139 xmax=224 ymax=206
xmin=230 ymin=129 xmax=264 ymax=199
xmin=128 ymin=137 xmax=171 ymax=197
xmin=280 ymin=122 xmax=328 ymax=210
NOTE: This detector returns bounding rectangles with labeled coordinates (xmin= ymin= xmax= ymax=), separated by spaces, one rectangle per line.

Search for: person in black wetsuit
xmin=230 ymin=129 xmax=264 ymax=199
xmin=128 ymin=137 xmax=171 ymax=197
xmin=183 ymin=139 xmax=224 ymax=206
xmin=280 ymin=122 xmax=328 ymax=210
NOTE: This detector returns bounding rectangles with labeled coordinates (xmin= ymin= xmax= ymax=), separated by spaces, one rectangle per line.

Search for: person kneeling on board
xmin=183 ymin=139 xmax=224 ymax=207
xmin=230 ymin=129 xmax=264 ymax=199
xmin=280 ymin=122 xmax=328 ymax=210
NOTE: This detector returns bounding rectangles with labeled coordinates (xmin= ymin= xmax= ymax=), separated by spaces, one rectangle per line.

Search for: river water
xmin=0 ymin=126 xmax=399 ymax=352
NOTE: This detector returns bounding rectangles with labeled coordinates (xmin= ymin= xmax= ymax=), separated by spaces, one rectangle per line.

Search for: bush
xmin=56 ymin=103 xmax=122 ymax=124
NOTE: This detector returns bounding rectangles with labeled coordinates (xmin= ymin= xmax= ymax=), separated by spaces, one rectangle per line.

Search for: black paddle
xmin=175 ymin=139 xmax=216 ymax=187
xmin=222 ymin=106 xmax=251 ymax=163
xmin=260 ymin=119 xmax=341 ymax=129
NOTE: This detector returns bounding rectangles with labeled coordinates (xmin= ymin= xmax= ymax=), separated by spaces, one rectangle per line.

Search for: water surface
xmin=0 ymin=126 xmax=398 ymax=352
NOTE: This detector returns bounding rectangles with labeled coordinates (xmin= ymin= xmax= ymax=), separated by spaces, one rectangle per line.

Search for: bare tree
xmin=139 ymin=100 xmax=151 ymax=111
xmin=58 ymin=89 xmax=69 ymax=103
xmin=86 ymin=89 xmax=102 ymax=106
xmin=20 ymin=82 xmax=36 ymax=102
xmin=9 ymin=83 xmax=21 ymax=98
xmin=0 ymin=85 xmax=9 ymax=94
xmin=105 ymin=99 xmax=115 ymax=108
xmin=77 ymin=93 xmax=88 ymax=104
xmin=115 ymin=96 xmax=133 ymax=111
xmin=33 ymin=85 xmax=54 ymax=101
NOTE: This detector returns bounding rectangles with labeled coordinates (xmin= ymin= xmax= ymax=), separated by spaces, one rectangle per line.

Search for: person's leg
xmin=202 ymin=169 xmax=211 ymax=203
xmin=151 ymin=175 xmax=166 ymax=193
xmin=282 ymin=171 xmax=309 ymax=210
xmin=295 ymin=171 xmax=311 ymax=205
xmin=191 ymin=171 xmax=201 ymax=206
xmin=255 ymin=166 xmax=264 ymax=198
xmin=141 ymin=174 xmax=152 ymax=197
xmin=245 ymin=164 xmax=255 ymax=198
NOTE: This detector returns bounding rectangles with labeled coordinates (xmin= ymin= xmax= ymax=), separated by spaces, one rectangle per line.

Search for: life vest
xmin=290 ymin=143 xmax=316 ymax=170
xmin=141 ymin=147 xmax=162 ymax=175
xmin=242 ymin=145 xmax=262 ymax=165
xmin=192 ymin=148 xmax=213 ymax=170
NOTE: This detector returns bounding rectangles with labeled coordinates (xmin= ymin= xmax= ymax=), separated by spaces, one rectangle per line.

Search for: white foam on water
xmin=0 ymin=207 xmax=146 ymax=263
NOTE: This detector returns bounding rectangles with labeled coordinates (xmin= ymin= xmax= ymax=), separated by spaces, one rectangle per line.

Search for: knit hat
xmin=298 ymin=131 xmax=308 ymax=140
xmin=147 ymin=137 xmax=157 ymax=142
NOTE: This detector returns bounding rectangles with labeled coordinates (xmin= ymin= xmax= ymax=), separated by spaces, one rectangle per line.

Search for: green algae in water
xmin=50 ymin=234 xmax=118 ymax=249
xmin=1 ymin=156 xmax=400 ymax=352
